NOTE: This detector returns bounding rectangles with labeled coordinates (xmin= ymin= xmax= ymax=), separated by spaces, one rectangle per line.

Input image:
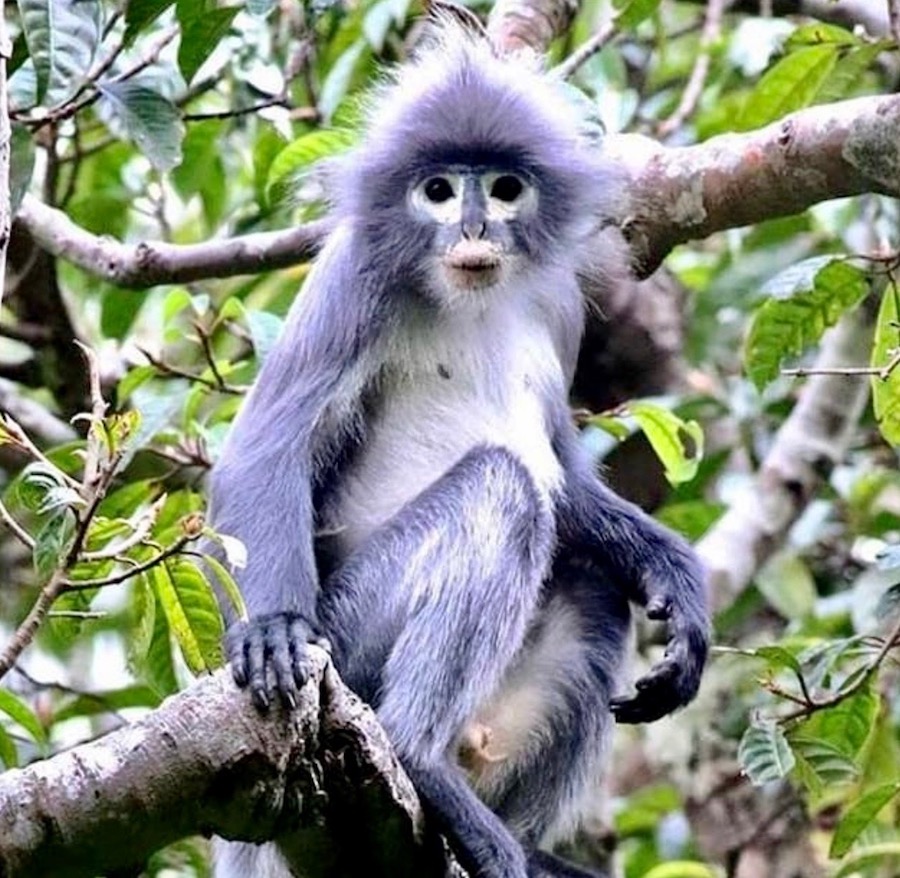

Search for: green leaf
xmin=0 ymin=688 xmax=48 ymax=751
xmin=612 ymin=0 xmax=661 ymax=30
xmin=755 ymin=550 xmax=817 ymax=620
xmin=177 ymin=6 xmax=240 ymax=85
xmin=871 ymin=285 xmax=900 ymax=445
xmin=746 ymin=644 xmax=804 ymax=675
xmin=0 ymin=726 xmax=18 ymax=768
xmin=586 ymin=414 xmax=632 ymax=442
xmin=266 ymin=129 xmax=356 ymax=203
xmin=833 ymin=842 xmax=900 ymax=877
xmin=17 ymin=0 xmax=102 ymax=105
xmin=627 ymin=401 xmax=704 ymax=485
xmin=10 ymin=125 xmax=35 ymax=212
xmin=641 ymin=865 xmax=718 ymax=878
xmin=789 ymin=736 xmax=859 ymax=787
xmin=738 ymin=721 xmax=796 ymax=785
xmin=33 ymin=513 xmax=75 ymax=577
xmin=784 ymin=23 xmax=860 ymax=50
xmin=202 ymin=552 xmax=247 ymax=621
xmin=830 ymin=783 xmax=900 ymax=857
xmin=319 ymin=39 xmax=369 ymax=122
xmin=245 ymin=309 xmax=285 ymax=364
xmin=97 ymin=80 xmax=184 ymax=172
xmin=148 ymin=560 xmax=224 ymax=675
xmin=53 ymin=684 xmax=161 ymax=722
xmin=739 ymin=44 xmax=839 ymax=131
xmin=818 ymin=44 xmax=887 ymax=103
xmin=745 ymin=257 xmax=869 ymax=391
xmin=143 ymin=593 xmax=179 ymax=696
xmin=797 ymin=686 xmax=879 ymax=761
xmin=171 ymin=122 xmax=227 ymax=227
xmin=124 ymin=0 xmax=174 ymax=45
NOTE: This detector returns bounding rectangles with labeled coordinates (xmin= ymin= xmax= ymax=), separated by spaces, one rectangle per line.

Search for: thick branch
xmin=697 ymin=305 xmax=873 ymax=612
xmin=13 ymin=95 xmax=899 ymax=288
xmin=0 ymin=651 xmax=454 ymax=878
xmin=13 ymin=195 xmax=327 ymax=288
xmin=612 ymin=94 xmax=900 ymax=276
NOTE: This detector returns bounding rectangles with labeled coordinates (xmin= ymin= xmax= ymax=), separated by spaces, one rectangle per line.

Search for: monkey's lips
xmin=443 ymin=241 xmax=503 ymax=288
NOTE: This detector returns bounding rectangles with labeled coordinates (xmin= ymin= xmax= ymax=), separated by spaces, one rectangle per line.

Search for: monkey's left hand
xmin=611 ymin=544 xmax=710 ymax=724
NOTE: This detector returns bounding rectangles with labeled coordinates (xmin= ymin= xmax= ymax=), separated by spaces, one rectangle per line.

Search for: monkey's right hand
xmin=226 ymin=612 xmax=327 ymax=712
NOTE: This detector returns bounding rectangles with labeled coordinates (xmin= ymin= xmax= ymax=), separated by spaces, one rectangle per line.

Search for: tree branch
xmin=0 ymin=652 xmax=458 ymax=878
xmin=611 ymin=94 xmax=900 ymax=276
xmin=13 ymin=95 xmax=900 ymax=288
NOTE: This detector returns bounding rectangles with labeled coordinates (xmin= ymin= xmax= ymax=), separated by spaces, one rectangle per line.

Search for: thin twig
xmin=658 ymin=0 xmax=726 ymax=137
xmin=783 ymin=347 xmax=900 ymax=381
xmin=0 ymin=499 xmax=34 ymax=548
xmin=555 ymin=21 xmax=616 ymax=80
xmin=65 ymin=534 xmax=196 ymax=590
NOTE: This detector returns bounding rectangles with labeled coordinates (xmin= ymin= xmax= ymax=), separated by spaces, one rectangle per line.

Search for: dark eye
xmin=490 ymin=175 xmax=524 ymax=202
xmin=423 ymin=177 xmax=455 ymax=203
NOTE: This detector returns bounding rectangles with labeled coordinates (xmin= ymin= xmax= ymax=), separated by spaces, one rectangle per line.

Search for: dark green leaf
xmin=745 ymin=258 xmax=869 ymax=391
xmin=97 ymin=80 xmax=184 ymax=172
xmin=177 ymin=6 xmax=240 ymax=85
xmin=124 ymin=0 xmax=174 ymax=45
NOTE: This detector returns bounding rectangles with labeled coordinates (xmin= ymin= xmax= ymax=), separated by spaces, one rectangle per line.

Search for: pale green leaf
xmin=739 ymin=44 xmax=838 ymax=131
xmin=17 ymin=0 xmax=102 ymax=105
xmin=871 ymin=286 xmax=900 ymax=445
xmin=628 ymin=401 xmax=704 ymax=485
xmin=97 ymin=80 xmax=184 ymax=172
xmin=738 ymin=722 xmax=796 ymax=785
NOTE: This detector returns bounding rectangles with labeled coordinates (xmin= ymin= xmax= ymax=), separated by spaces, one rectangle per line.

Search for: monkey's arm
xmin=209 ymin=227 xmax=383 ymax=710
xmin=557 ymin=434 xmax=710 ymax=724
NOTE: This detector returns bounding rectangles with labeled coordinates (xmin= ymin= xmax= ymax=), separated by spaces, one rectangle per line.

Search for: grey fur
xmin=211 ymin=24 xmax=708 ymax=878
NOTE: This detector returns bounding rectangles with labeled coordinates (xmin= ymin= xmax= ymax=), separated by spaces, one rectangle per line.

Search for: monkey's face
xmin=409 ymin=169 xmax=537 ymax=302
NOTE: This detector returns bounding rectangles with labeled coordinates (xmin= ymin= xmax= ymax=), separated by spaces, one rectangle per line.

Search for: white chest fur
xmin=333 ymin=295 xmax=566 ymax=552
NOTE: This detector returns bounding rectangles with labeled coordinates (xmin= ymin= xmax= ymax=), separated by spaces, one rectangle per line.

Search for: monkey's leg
xmin=473 ymin=566 xmax=630 ymax=878
xmin=320 ymin=444 xmax=555 ymax=878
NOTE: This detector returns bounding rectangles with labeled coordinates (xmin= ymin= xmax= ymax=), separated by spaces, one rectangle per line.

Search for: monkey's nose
xmin=462 ymin=221 xmax=487 ymax=240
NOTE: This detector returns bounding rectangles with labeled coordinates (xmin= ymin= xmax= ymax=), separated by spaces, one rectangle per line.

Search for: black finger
xmin=246 ymin=626 xmax=270 ymax=712
xmin=227 ymin=627 xmax=249 ymax=688
xmin=646 ymin=595 xmax=672 ymax=621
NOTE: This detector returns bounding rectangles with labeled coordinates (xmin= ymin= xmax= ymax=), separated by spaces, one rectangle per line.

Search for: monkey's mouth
xmin=443 ymin=241 xmax=503 ymax=287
